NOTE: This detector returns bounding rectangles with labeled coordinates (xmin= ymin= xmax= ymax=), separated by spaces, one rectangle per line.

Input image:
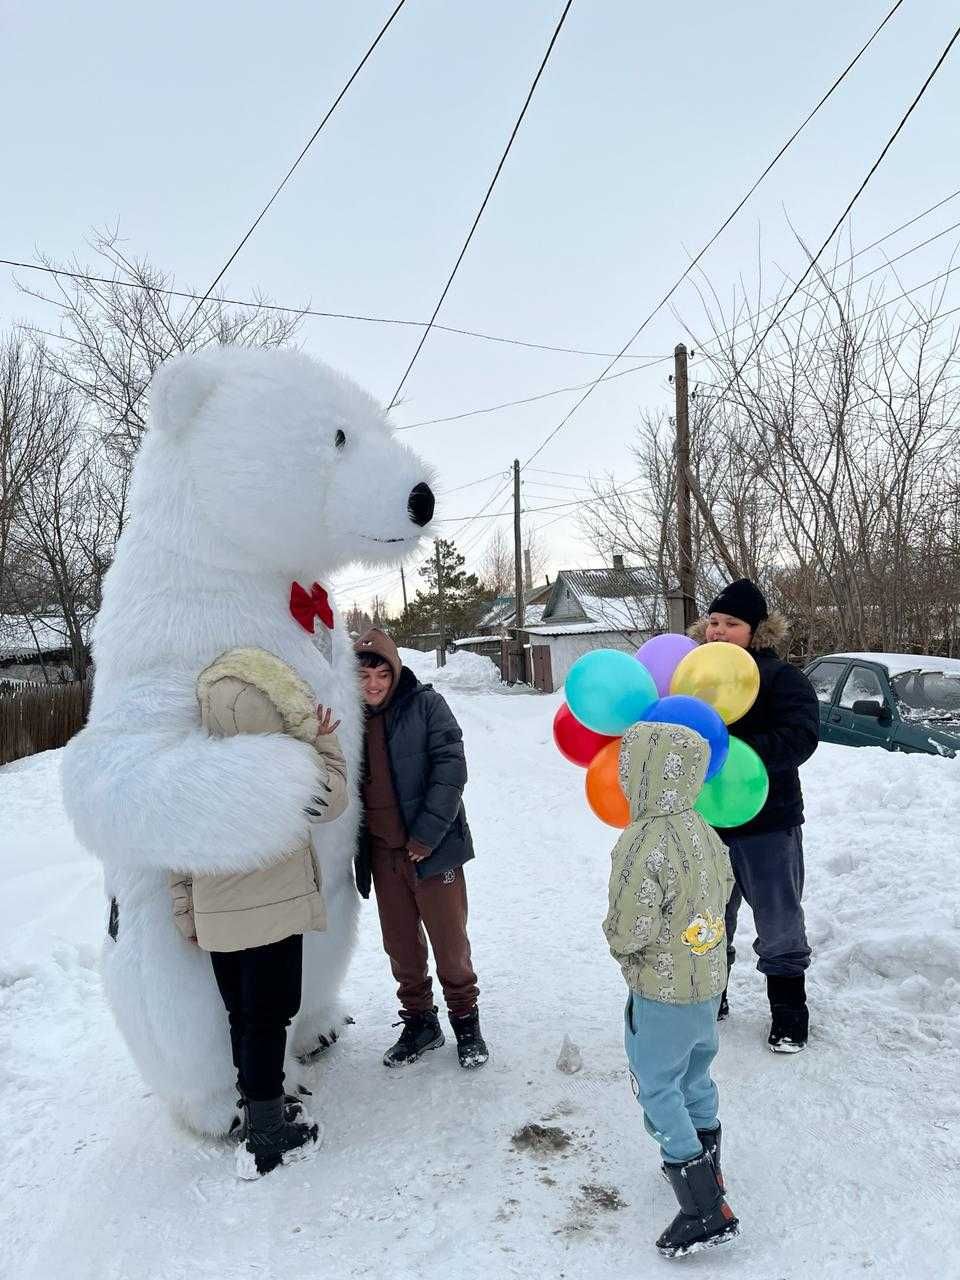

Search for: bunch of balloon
xmin=551 ymin=636 xmax=770 ymax=830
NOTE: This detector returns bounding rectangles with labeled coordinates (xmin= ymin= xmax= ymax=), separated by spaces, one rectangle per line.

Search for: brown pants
xmin=370 ymin=844 xmax=479 ymax=1017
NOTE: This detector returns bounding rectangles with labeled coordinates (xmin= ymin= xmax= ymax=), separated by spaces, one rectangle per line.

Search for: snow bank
xmin=400 ymin=646 xmax=506 ymax=693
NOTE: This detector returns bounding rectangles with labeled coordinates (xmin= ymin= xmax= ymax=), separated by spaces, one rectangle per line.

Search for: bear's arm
xmin=61 ymin=725 xmax=321 ymax=875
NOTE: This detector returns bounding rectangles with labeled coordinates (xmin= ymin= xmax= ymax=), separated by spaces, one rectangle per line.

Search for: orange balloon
xmin=585 ymin=740 xmax=630 ymax=828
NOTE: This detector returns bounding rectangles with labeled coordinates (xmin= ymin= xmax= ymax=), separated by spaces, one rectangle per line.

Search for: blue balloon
xmin=565 ymin=649 xmax=658 ymax=736
xmin=641 ymin=694 xmax=730 ymax=781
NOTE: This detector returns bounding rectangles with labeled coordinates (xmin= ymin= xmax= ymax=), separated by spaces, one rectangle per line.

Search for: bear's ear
xmin=148 ymin=353 xmax=222 ymax=437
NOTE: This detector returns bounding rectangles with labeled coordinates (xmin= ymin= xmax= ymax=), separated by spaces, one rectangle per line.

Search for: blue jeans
xmin=623 ymin=990 xmax=722 ymax=1164
xmin=725 ymin=826 xmax=811 ymax=977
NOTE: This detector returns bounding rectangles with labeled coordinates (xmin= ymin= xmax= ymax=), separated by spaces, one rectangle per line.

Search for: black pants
xmin=210 ymin=934 xmax=303 ymax=1102
xmin=724 ymin=827 xmax=811 ymax=978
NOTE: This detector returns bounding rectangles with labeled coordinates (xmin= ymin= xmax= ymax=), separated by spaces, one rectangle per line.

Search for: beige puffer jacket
xmin=170 ymin=647 xmax=348 ymax=953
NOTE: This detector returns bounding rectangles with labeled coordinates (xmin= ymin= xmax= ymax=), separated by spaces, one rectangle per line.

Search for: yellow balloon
xmin=669 ymin=644 xmax=760 ymax=725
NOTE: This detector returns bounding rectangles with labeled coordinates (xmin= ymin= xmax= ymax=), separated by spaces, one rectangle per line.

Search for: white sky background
xmin=2 ymin=1 xmax=959 ymax=611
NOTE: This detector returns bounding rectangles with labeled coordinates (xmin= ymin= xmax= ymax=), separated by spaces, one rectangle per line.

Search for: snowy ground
xmin=1 ymin=649 xmax=958 ymax=1280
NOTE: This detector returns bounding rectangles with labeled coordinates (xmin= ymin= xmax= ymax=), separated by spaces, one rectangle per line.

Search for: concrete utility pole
xmin=435 ymin=540 xmax=447 ymax=668
xmin=674 ymin=343 xmax=696 ymax=629
xmin=513 ymin=459 xmax=525 ymax=682
xmin=523 ymin=548 xmax=533 ymax=592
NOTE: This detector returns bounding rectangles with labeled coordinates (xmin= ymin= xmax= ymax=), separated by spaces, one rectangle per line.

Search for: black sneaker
xmin=657 ymin=1151 xmax=739 ymax=1258
xmin=235 ymin=1097 xmax=320 ymax=1179
xmin=382 ymin=1008 xmax=444 ymax=1068
xmin=449 ymin=1008 xmax=489 ymax=1069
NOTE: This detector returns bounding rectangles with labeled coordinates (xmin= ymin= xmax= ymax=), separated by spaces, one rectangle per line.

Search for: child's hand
xmin=316 ymin=705 xmax=341 ymax=737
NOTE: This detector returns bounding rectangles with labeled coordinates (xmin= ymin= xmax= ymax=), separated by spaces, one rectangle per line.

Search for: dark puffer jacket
xmin=690 ymin=615 xmax=819 ymax=838
xmin=355 ymin=667 xmax=474 ymax=898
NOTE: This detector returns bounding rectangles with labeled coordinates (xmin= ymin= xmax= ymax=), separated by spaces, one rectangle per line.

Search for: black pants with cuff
xmin=210 ymin=934 xmax=303 ymax=1102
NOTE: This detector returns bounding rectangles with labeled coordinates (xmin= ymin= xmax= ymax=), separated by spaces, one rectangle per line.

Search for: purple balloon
xmin=635 ymin=633 xmax=698 ymax=697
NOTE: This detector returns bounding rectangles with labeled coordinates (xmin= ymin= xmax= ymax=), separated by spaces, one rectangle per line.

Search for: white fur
xmin=61 ymin=346 xmax=433 ymax=1135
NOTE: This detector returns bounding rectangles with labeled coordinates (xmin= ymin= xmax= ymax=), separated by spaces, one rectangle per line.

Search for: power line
xmin=181 ymin=0 xmax=410 ymax=333
xmin=393 ymin=185 xmax=960 ymax=433
xmin=723 ymin=17 xmax=960 ymax=386
xmin=518 ymin=0 xmax=909 ymax=471
xmin=0 ymin=255 xmax=662 ymax=361
xmin=386 ymin=0 xmax=575 ymax=409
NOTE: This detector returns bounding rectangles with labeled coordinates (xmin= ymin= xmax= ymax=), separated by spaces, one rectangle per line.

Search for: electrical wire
xmin=386 ymin=0 xmax=575 ymax=408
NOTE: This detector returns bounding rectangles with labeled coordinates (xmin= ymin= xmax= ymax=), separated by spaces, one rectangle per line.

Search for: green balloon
xmin=694 ymin=736 xmax=769 ymax=828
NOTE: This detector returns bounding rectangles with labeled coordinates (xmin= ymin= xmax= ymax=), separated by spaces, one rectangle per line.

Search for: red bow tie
xmin=290 ymin=581 xmax=334 ymax=634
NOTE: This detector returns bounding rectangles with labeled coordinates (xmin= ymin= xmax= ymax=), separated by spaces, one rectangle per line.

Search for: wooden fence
xmin=0 ymin=680 xmax=92 ymax=766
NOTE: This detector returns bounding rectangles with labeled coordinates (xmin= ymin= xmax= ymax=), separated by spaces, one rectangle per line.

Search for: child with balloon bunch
xmin=554 ymin=623 xmax=764 ymax=1257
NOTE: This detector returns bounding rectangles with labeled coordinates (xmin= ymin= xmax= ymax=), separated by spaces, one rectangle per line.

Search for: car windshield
xmin=891 ymin=670 xmax=960 ymax=721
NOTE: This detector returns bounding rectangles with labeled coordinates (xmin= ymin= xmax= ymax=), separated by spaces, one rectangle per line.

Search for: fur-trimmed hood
xmin=688 ymin=612 xmax=789 ymax=653
xmin=196 ymin=646 xmax=319 ymax=744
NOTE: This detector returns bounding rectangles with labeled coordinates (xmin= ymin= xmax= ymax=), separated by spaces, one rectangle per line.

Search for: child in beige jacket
xmin=170 ymin=647 xmax=348 ymax=1178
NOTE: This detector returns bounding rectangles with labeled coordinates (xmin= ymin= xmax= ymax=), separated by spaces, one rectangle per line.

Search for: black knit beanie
xmin=708 ymin=578 xmax=768 ymax=631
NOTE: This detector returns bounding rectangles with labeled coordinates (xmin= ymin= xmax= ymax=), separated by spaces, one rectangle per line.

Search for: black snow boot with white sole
xmin=767 ymin=975 xmax=809 ymax=1053
xmin=657 ymin=1151 xmax=739 ymax=1258
xmin=450 ymin=1008 xmax=489 ymax=1069
xmin=235 ymin=1097 xmax=320 ymax=1179
xmin=382 ymin=1008 xmax=444 ymax=1068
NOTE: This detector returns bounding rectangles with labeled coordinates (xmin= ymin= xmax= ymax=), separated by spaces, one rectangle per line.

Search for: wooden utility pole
xmin=435 ymin=540 xmax=447 ymax=668
xmin=513 ymin=459 xmax=525 ymax=682
xmin=400 ymin=564 xmax=408 ymax=613
xmin=674 ymin=343 xmax=696 ymax=629
xmin=524 ymin=548 xmax=533 ymax=592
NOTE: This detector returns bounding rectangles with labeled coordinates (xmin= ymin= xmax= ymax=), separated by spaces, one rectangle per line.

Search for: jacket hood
xmin=355 ymin=628 xmax=403 ymax=688
xmin=618 ymin=721 xmax=710 ymax=822
xmin=688 ymin=612 xmax=789 ymax=653
xmin=196 ymin=647 xmax=318 ymax=744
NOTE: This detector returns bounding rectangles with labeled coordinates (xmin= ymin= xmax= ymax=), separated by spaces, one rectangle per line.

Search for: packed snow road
xmin=1 ymin=651 xmax=957 ymax=1280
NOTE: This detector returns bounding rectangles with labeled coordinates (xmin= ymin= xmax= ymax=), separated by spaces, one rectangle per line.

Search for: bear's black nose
xmin=408 ymin=482 xmax=435 ymax=528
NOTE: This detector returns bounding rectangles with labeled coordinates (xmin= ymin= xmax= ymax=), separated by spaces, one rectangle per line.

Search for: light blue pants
xmin=624 ymin=990 xmax=722 ymax=1163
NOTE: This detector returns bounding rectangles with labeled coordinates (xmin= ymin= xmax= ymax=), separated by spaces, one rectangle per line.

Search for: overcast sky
xmin=3 ymin=1 xmax=959 ymax=609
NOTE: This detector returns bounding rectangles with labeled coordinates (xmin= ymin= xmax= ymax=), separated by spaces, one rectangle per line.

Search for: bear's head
xmin=138 ymin=345 xmax=436 ymax=578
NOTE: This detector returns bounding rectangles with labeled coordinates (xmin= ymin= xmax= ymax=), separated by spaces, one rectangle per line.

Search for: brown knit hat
xmin=354 ymin=628 xmax=402 ymax=688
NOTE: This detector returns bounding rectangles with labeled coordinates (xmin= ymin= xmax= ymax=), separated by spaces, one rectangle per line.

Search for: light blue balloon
xmin=565 ymin=649 xmax=658 ymax=736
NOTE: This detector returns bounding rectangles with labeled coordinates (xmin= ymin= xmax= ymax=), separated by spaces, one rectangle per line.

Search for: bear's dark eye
xmin=335 ymin=429 xmax=346 ymax=450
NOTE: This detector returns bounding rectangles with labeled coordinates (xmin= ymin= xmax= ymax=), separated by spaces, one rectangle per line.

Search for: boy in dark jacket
xmin=691 ymin=579 xmax=819 ymax=1053
xmin=353 ymin=629 xmax=488 ymax=1070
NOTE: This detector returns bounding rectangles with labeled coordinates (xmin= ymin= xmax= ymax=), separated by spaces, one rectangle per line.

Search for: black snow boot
xmin=767 ymin=974 xmax=809 ymax=1053
xmin=229 ymin=1090 xmax=308 ymax=1143
xmin=449 ymin=1008 xmax=489 ymax=1070
xmin=382 ymin=1008 xmax=444 ymax=1068
xmin=235 ymin=1097 xmax=320 ymax=1179
xmin=717 ymin=989 xmax=730 ymax=1022
xmin=656 ymin=1151 xmax=739 ymax=1258
xmin=697 ymin=1124 xmax=724 ymax=1192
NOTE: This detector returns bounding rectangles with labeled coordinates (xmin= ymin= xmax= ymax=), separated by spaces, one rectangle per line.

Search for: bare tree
xmin=479 ymin=523 xmax=549 ymax=596
xmin=17 ymin=228 xmax=304 ymax=467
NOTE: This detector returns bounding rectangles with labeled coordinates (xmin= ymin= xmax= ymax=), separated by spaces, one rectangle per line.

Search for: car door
xmin=804 ymin=659 xmax=850 ymax=742
xmin=830 ymin=664 xmax=895 ymax=748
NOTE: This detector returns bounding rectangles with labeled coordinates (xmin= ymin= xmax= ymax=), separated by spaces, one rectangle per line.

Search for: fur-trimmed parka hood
xmin=688 ymin=612 xmax=789 ymax=653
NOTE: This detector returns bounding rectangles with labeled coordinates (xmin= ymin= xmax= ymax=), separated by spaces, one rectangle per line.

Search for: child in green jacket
xmin=603 ymin=721 xmax=740 ymax=1258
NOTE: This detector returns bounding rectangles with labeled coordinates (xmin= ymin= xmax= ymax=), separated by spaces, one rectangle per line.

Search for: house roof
xmin=535 ymin=566 xmax=658 ymax=633
xmin=479 ymin=583 xmax=551 ymax=630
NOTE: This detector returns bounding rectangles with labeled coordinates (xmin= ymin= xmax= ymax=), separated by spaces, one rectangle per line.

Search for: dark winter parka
xmin=690 ymin=615 xmax=819 ymax=838
xmin=354 ymin=667 xmax=474 ymax=898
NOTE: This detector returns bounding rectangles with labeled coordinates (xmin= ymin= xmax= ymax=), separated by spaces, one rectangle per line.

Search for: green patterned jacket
xmin=603 ymin=722 xmax=734 ymax=1005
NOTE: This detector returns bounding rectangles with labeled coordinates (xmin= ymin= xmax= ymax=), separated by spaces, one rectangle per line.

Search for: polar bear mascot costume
xmin=61 ymin=345 xmax=435 ymax=1135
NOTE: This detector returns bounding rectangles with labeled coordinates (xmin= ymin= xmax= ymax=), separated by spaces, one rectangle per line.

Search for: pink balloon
xmin=635 ymin=633 xmax=699 ymax=697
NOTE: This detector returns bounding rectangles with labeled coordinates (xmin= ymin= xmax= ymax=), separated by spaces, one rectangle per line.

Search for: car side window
xmin=839 ymin=666 xmax=885 ymax=709
xmin=808 ymin=660 xmax=847 ymax=703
